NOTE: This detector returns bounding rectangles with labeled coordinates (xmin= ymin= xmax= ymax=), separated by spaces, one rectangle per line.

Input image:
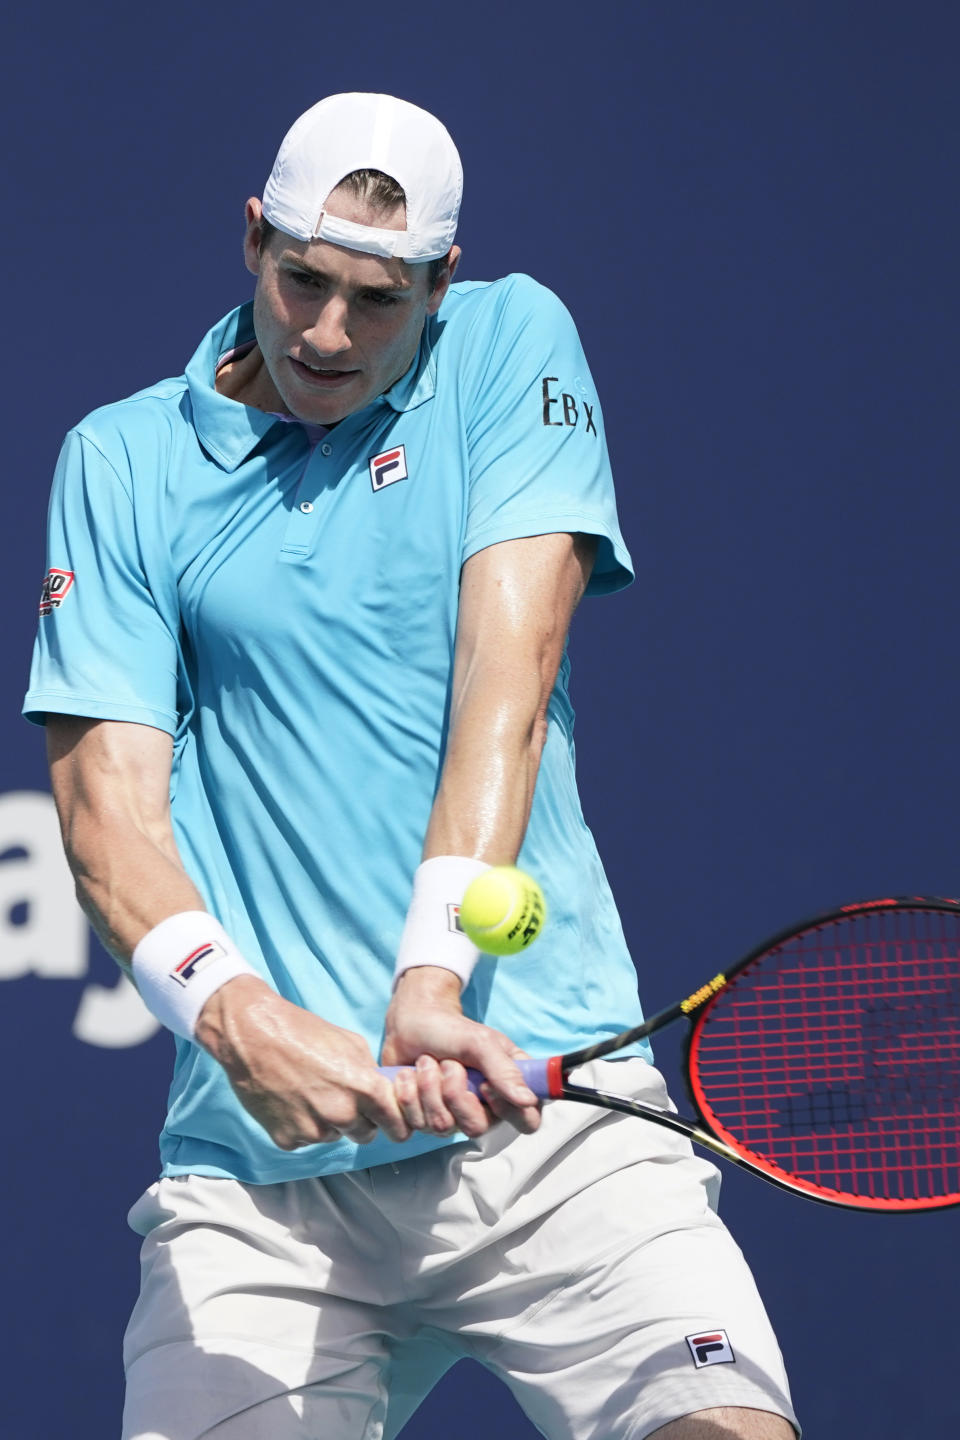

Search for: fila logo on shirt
xmin=38 ymin=568 xmax=75 ymax=617
xmin=171 ymin=940 xmax=227 ymax=987
xmin=369 ymin=444 xmax=408 ymax=492
xmin=686 ymin=1330 xmax=736 ymax=1368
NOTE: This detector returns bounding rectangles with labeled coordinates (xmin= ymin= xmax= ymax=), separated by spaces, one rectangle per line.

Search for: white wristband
xmin=131 ymin=911 xmax=260 ymax=1040
xmin=393 ymin=856 xmax=491 ymax=989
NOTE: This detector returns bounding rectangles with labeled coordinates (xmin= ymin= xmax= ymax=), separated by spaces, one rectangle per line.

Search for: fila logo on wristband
xmin=686 ymin=1330 xmax=735 ymax=1368
xmin=171 ymin=940 xmax=227 ymax=986
xmin=447 ymin=903 xmax=463 ymax=934
xmin=132 ymin=912 xmax=259 ymax=1040
xmin=369 ymin=444 xmax=408 ymax=491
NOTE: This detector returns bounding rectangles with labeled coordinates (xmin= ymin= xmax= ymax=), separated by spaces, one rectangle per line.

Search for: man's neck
xmin=215 ymin=342 xmax=287 ymax=415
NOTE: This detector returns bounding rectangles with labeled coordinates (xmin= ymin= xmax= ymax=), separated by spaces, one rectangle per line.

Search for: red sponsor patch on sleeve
xmin=39 ymin=568 xmax=75 ymax=616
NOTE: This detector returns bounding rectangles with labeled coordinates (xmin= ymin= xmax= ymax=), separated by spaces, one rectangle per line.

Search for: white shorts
xmin=122 ymin=1060 xmax=799 ymax=1440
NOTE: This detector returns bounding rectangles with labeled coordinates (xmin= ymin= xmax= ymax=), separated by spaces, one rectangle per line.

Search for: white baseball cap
xmin=261 ymin=93 xmax=462 ymax=262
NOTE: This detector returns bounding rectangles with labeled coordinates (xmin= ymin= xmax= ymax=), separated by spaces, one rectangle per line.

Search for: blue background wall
xmin=3 ymin=3 xmax=957 ymax=1435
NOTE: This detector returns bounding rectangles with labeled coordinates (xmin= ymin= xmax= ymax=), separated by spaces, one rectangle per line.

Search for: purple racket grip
xmin=379 ymin=1057 xmax=552 ymax=1099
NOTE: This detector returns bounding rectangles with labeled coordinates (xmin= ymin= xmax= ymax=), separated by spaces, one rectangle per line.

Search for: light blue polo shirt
xmin=24 ymin=273 xmax=648 ymax=1183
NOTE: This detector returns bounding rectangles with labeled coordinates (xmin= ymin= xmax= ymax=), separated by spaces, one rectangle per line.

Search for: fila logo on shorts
xmin=369 ymin=444 xmax=408 ymax=491
xmin=39 ymin=568 xmax=75 ymax=616
xmin=171 ymin=940 xmax=227 ymax=987
xmin=686 ymin=1330 xmax=736 ymax=1368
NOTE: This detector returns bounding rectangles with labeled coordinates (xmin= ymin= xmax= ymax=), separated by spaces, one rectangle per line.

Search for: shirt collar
xmin=185 ymin=305 xmax=279 ymax=471
xmin=185 ymin=303 xmax=438 ymax=470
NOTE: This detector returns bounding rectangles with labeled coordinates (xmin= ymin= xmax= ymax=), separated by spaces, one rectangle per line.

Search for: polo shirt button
xmin=320 ymin=442 xmax=333 ymax=456
xmin=299 ymin=501 xmax=314 ymax=514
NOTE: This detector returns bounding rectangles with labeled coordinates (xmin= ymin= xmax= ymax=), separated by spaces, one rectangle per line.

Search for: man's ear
xmin=426 ymin=245 xmax=462 ymax=314
xmin=243 ymin=197 xmax=266 ymax=277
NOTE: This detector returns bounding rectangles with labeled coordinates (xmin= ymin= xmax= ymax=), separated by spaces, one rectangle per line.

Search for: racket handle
xmin=379 ymin=1057 xmax=554 ymax=1099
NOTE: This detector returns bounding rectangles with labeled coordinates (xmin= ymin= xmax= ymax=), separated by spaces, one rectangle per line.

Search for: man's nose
xmin=304 ymin=297 xmax=350 ymax=355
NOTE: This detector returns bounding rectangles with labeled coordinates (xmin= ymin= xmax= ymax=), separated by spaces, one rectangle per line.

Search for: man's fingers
xmin=439 ymin=1059 xmax=495 ymax=1137
xmin=393 ymin=1065 xmax=427 ymax=1132
xmin=268 ymin=1114 xmax=344 ymax=1149
xmin=253 ymin=1071 xmax=411 ymax=1149
xmin=341 ymin=1118 xmax=380 ymax=1145
xmin=391 ymin=1060 xmax=489 ymax=1138
xmin=359 ymin=1074 xmax=412 ymax=1144
xmin=467 ymin=1043 xmax=538 ymax=1110
xmin=481 ymin=1085 xmax=542 ymax=1134
xmin=379 ymin=1005 xmax=544 ymax=1137
xmin=415 ymin=1055 xmax=458 ymax=1134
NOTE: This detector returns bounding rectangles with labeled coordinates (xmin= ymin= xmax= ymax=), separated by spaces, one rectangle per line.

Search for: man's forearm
xmin=65 ymin=814 xmax=206 ymax=970
xmin=421 ymin=532 xmax=594 ymax=866
xmin=423 ymin=662 xmax=548 ymax=864
xmin=47 ymin=715 xmax=207 ymax=971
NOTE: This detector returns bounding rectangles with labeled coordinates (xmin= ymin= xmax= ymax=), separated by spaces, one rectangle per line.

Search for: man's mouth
xmin=290 ymin=357 xmax=358 ymax=386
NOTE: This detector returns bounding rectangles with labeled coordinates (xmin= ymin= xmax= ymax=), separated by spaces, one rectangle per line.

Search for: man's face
xmin=243 ymin=191 xmax=456 ymax=425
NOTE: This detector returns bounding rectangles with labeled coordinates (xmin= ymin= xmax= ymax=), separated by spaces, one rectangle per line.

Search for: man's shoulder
xmin=442 ymin=272 xmax=572 ymax=327
xmin=433 ymin=275 xmax=580 ymax=390
xmin=70 ymin=375 xmax=189 ymax=460
xmin=69 ymin=305 xmax=249 ymax=459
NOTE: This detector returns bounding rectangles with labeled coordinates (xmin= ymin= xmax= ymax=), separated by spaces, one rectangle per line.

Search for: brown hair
xmin=259 ymin=169 xmax=449 ymax=290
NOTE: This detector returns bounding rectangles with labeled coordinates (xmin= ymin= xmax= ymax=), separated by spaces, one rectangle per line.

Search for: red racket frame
xmin=680 ymin=898 xmax=960 ymax=1211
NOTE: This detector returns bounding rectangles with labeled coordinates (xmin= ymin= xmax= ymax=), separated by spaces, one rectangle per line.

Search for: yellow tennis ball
xmin=460 ymin=867 xmax=546 ymax=956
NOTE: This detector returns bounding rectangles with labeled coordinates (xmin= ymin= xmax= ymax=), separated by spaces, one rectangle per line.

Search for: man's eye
xmin=290 ymin=271 xmax=321 ymax=287
xmin=363 ymin=292 xmax=398 ymax=307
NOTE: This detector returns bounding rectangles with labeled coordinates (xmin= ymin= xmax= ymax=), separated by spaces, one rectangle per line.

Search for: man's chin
xmin=281 ymin=375 xmax=368 ymax=426
xmin=283 ymin=392 xmax=362 ymax=426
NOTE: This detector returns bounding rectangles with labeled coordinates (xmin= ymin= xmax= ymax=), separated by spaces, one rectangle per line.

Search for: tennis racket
xmin=385 ymin=896 xmax=960 ymax=1211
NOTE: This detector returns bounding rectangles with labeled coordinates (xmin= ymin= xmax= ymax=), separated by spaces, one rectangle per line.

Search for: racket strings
xmin=689 ymin=908 xmax=960 ymax=1205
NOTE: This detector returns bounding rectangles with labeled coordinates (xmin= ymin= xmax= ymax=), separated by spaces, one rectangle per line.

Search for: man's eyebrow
xmin=281 ymin=254 xmax=414 ymax=293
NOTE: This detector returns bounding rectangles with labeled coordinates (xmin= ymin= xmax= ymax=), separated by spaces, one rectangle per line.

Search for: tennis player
xmin=25 ymin=93 xmax=799 ymax=1439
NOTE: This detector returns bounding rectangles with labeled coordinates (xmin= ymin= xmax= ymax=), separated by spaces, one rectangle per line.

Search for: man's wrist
xmin=391 ymin=965 xmax=464 ymax=1007
xmin=193 ymin=973 xmax=275 ymax=1060
xmin=131 ymin=911 xmax=262 ymax=1041
xmin=393 ymin=856 xmax=491 ymax=990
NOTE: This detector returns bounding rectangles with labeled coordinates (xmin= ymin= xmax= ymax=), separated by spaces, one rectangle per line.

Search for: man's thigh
xmin=124 ymin=1336 xmax=455 ymax=1440
xmin=121 ymin=1174 xmax=405 ymax=1440
xmin=473 ymin=1186 xmax=799 ymax=1440
xmin=650 ymin=1408 xmax=796 ymax=1439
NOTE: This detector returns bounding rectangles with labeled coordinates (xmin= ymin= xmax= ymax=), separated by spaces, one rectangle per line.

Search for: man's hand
xmin=382 ymin=967 xmax=542 ymax=1139
xmin=195 ymin=976 xmax=412 ymax=1149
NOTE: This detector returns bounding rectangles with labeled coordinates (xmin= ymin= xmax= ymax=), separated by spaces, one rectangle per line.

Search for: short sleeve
xmin=462 ymin=276 xmax=633 ymax=595
xmin=22 ymin=429 xmax=180 ymax=731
